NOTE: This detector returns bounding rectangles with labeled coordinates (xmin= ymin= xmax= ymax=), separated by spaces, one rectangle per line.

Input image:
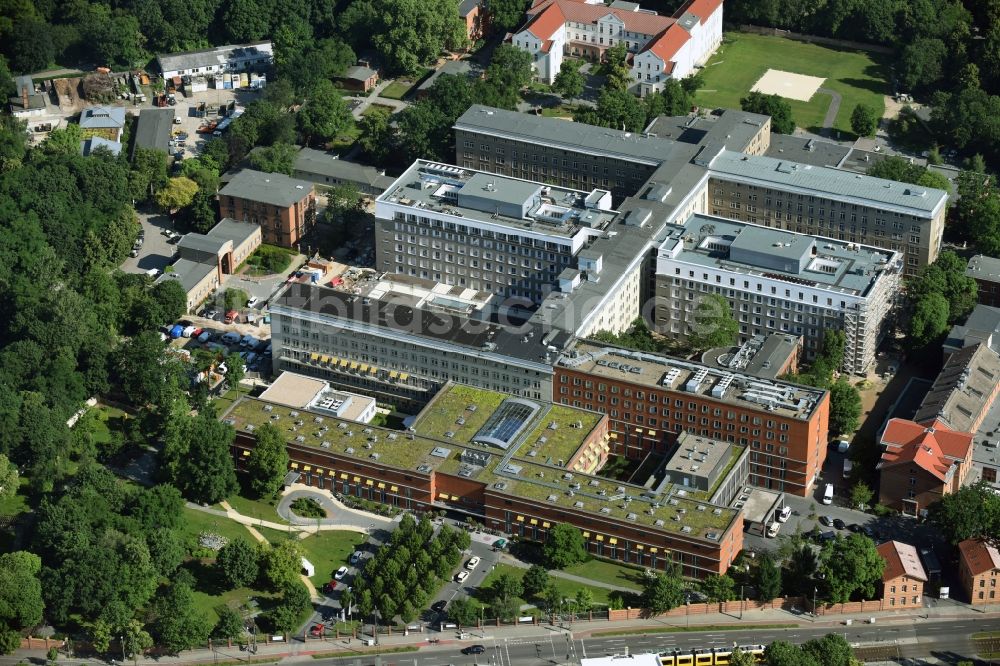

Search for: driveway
xmin=277 ymin=486 xmax=395 ymax=531
xmin=120 ymin=208 xmax=179 ymax=275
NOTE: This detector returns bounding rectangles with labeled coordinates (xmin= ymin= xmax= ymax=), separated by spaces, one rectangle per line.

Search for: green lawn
xmin=297 ymin=530 xmax=366 ymax=586
xmin=479 ymin=564 xmax=616 ymax=607
xmin=694 ymin=32 xmax=889 ymax=136
xmin=179 ymin=506 xmax=254 ymax=549
xmin=91 ymin=404 xmax=127 ymax=445
xmin=561 ymin=559 xmax=644 ymax=591
xmin=214 ymin=388 xmax=240 ymax=415
xmin=328 ymin=123 xmax=362 ymax=151
xmin=0 ymin=477 xmax=29 ymax=517
xmin=364 ymin=103 xmax=396 ymax=117
xmin=257 ymin=525 xmax=298 ymax=544
xmin=380 ymin=69 xmax=432 ymax=100
xmin=540 ymin=105 xmax=576 ymax=118
xmin=223 ymin=491 xmax=287 ymax=524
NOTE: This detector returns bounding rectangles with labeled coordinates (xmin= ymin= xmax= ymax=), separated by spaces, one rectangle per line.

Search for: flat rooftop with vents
xmin=376 ymin=160 xmax=618 ymax=246
xmin=657 ymin=213 xmax=900 ymax=298
xmin=258 ymin=371 xmax=377 ymax=423
xmin=560 ymin=341 xmax=825 ymax=421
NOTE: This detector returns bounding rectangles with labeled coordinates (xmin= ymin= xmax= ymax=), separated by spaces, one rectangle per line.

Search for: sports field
xmin=694 ymin=32 xmax=889 ymax=136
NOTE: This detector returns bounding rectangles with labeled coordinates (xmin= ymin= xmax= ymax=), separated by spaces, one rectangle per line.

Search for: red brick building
xmin=459 ymin=0 xmax=485 ymax=41
xmin=876 ymin=540 xmax=927 ymax=610
xmin=966 ymin=255 xmax=1000 ymax=308
xmin=877 ymin=418 xmax=973 ymax=517
xmin=219 ymin=169 xmax=316 ymax=249
xmin=554 ymin=342 xmax=830 ymax=496
xmin=959 ymin=539 xmax=1000 ymax=605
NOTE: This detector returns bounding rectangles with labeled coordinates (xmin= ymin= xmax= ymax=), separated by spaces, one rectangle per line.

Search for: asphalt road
xmin=307 ymin=617 xmax=1000 ymax=666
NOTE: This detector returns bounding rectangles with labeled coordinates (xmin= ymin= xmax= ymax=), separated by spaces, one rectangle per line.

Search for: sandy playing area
xmin=750 ymin=69 xmax=826 ymax=102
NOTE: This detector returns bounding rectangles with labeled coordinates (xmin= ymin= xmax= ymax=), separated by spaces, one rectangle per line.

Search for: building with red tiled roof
xmin=959 ymin=539 xmax=1000 ymax=605
xmin=877 ymin=417 xmax=973 ymax=516
xmin=510 ymin=0 xmax=722 ymax=92
xmin=876 ymin=541 xmax=927 ymax=610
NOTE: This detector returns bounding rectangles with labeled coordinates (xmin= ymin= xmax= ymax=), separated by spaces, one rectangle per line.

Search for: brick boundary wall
xmin=736 ymin=25 xmax=895 ymax=55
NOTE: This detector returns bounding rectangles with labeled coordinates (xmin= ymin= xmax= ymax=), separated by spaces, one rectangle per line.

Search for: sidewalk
xmin=23 ymin=599 xmax=1000 ymax=666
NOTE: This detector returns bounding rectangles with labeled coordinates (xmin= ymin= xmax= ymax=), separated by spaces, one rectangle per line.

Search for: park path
xmin=817 ymin=87 xmax=842 ymax=137
xmin=499 ymin=554 xmax=640 ymax=593
xmin=214 ymin=500 xmax=323 ymax=601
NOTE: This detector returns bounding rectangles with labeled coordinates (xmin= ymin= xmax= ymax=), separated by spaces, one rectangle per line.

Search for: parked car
xmin=169 ymin=324 xmax=184 ymax=338
xmin=221 ymin=331 xmax=241 ymax=345
xmin=246 ymin=296 xmax=260 ymax=308
xmin=833 ymin=518 xmax=847 ymax=530
xmin=350 ymin=551 xmax=364 ymax=565
xmin=461 ymin=645 xmax=486 ymax=655
xmin=197 ymin=331 xmax=212 ymax=343
xmin=431 ymin=600 xmax=447 ymax=613
xmin=241 ymin=334 xmax=257 ymax=348
xmin=224 ymin=309 xmax=238 ymax=324
xmin=181 ymin=325 xmax=196 ymax=338
xmin=455 ymin=571 xmax=469 ymax=583
xmin=334 ymin=566 xmax=349 ymax=581
xmin=465 ymin=556 xmax=481 ymax=570
xmin=776 ymin=506 xmax=791 ymax=523
xmin=819 ymin=515 xmax=835 ymax=527
xmin=309 ymin=624 xmax=325 ymax=637
xmin=203 ymin=308 xmax=219 ymax=320
xmin=321 ymin=581 xmax=336 ymax=593
xmin=129 ymin=247 xmax=140 ymax=257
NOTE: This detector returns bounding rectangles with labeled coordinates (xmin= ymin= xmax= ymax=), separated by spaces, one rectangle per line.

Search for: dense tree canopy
xmin=740 ymin=92 xmax=795 ymax=133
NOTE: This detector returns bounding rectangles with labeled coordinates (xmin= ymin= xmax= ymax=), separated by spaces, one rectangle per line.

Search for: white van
xmin=822 ymin=483 xmax=834 ymax=505
xmin=766 ymin=522 xmax=780 ymax=538
xmin=776 ymin=506 xmax=791 ymax=523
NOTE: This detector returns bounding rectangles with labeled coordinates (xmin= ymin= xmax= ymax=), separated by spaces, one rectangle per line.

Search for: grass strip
xmin=591 ymin=623 xmax=796 ymax=637
xmin=311 ymin=646 xmax=419 ymax=658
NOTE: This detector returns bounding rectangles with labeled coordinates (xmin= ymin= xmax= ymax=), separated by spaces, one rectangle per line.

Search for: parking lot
xmin=121 ymin=208 xmax=180 ymax=275
xmin=169 ymin=87 xmax=263 ymax=160
xmin=167 ymin=311 xmax=272 ymax=376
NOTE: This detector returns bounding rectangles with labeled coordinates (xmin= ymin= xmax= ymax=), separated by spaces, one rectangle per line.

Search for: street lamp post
xmin=813 ymin=586 xmax=818 ymax=621
xmin=686 ymin=593 xmax=691 ymax=628
xmin=120 ymin=635 xmax=126 ymax=663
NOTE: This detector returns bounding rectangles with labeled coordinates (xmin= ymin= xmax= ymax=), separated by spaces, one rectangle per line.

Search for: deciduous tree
xmin=156 ymin=177 xmax=198 ymax=212
xmin=522 ymin=564 xmax=550 ymax=598
xmin=819 ymin=534 xmax=886 ymax=603
xmin=699 ymin=573 xmax=735 ymax=602
xmin=553 ymin=61 xmax=585 ymax=101
xmin=216 ymin=537 xmax=261 ymax=589
xmin=173 ymin=414 xmax=238 ymax=504
xmin=641 ymin=569 xmax=684 ymax=615
xmin=740 ymin=91 xmax=795 ymax=133
xmin=246 ymin=422 xmax=289 ymax=498
xmin=850 ymin=103 xmax=879 ymax=137
xmin=543 ymin=524 xmax=587 ymax=568
xmin=296 ymin=80 xmax=353 ymax=147
xmin=828 ymin=378 xmax=862 ymax=437
xmin=686 ymin=293 xmax=739 ymax=351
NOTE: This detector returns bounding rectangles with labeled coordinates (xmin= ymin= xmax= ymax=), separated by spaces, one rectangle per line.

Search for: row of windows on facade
xmin=389 ymin=265 xmax=544 ymax=297
xmin=280 ymin=335 xmax=544 ymax=387
xmin=568 ymin=401 xmax=794 ymax=444
xmin=670 ymin=273 xmax=856 ymax=307
xmin=463 ymin=161 xmax=620 ymax=189
xmin=716 ymin=199 xmax=922 ymax=233
xmin=464 ymin=143 xmax=647 ymax=174
xmin=392 ymin=239 xmax=570 ymax=264
xmin=391 ymin=218 xmax=568 ymax=250
xmin=713 ymin=185 xmax=928 ymax=221
xmin=667 ymin=288 xmax=856 ymax=316
xmin=393 ymin=255 xmax=561 ymax=275
xmin=392 ymin=231 xmax=569 ymax=257
xmin=460 ymin=140 xmax=655 ymax=173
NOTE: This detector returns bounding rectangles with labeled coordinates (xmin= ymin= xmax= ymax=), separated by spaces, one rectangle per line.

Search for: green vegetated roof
xmin=513 ymin=404 xmax=603 ymax=467
xmin=495 ymin=458 xmax=736 ymax=539
xmin=224 ymin=382 xmax=739 ymax=541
